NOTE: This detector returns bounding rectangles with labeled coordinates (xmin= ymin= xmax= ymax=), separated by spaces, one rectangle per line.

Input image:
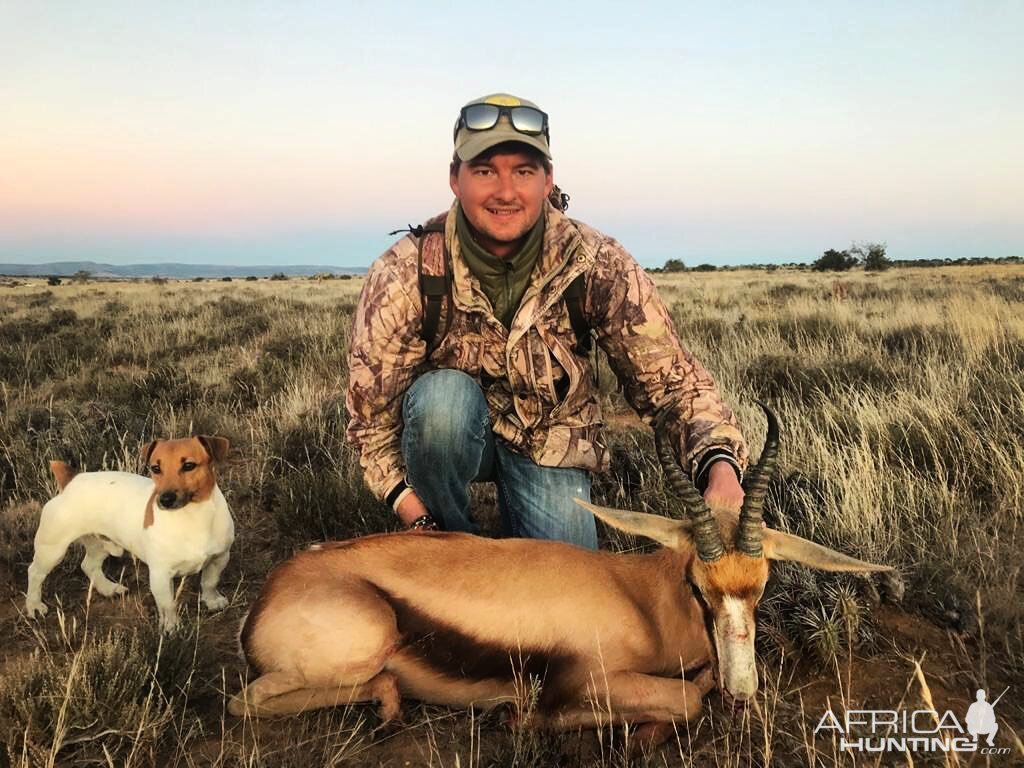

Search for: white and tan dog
xmin=26 ymin=436 xmax=234 ymax=632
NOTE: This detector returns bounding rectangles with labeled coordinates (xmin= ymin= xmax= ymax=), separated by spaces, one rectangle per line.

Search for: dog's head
xmin=140 ymin=436 xmax=229 ymax=510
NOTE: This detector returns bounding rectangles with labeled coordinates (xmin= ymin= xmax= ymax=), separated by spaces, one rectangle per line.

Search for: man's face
xmin=449 ymin=148 xmax=553 ymax=259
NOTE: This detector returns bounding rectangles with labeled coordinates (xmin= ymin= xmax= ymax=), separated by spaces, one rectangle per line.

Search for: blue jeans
xmin=401 ymin=369 xmax=597 ymax=549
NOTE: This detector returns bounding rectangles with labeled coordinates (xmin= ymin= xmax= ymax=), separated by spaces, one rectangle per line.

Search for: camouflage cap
xmin=454 ymin=93 xmax=552 ymax=162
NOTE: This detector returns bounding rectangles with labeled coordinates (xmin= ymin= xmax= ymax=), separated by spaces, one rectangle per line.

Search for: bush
xmin=46 ymin=276 xmax=62 ymax=286
xmin=0 ymin=619 xmax=209 ymax=763
xmin=759 ymin=567 xmax=878 ymax=664
xmin=662 ymin=258 xmax=686 ymax=273
xmin=28 ymin=291 xmax=54 ymax=308
xmin=262 ymin=460 xmax=391 ymax=552
xmin=270 ymin=272 xmax=289 ymax=281
xmin=812 ymin=249 xmax=858 ymax=271
xmin=852 ymin=241 xmax=891 ymax=271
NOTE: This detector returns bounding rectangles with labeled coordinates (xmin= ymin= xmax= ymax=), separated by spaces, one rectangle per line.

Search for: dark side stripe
xmin=381 ymin=589 xmax=576 ymax=713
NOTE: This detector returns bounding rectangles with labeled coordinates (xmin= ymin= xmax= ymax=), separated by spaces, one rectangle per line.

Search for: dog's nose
xmin=158 ymin=491 xmax=178 ymax=508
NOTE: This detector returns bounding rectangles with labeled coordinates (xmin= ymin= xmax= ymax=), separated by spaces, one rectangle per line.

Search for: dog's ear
xmin=197 ymin=435 xmax=230 ymax=464
xmin=140 ymin=440 xmax=159 ymax=470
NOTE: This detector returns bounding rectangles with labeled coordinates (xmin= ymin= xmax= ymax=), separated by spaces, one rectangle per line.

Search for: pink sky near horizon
xmin=3 ymin=2 xmax=1021 ymax=266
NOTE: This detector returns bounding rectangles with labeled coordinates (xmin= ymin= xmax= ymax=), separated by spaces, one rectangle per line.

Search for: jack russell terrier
xmin=26 ymin=436 xmax=234 ymax=632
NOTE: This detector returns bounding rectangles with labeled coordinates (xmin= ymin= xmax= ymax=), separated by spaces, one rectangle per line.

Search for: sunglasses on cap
xmin=454 ymin=103 xmax=550 ymax=141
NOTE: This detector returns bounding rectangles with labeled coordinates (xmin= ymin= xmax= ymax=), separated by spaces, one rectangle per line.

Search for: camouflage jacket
xmin=346 ymin=201 xmax=749 ymax=501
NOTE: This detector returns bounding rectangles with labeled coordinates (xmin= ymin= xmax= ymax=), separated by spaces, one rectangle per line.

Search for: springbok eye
xmin=181 ymin=461 xmax=197 ymax=472
xmin=150 ymin=465 xmax=162 ymax=475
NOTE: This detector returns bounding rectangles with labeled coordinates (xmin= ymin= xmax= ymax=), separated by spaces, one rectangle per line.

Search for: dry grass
xmin=0 ymin=266 xmax=1021 ymax=766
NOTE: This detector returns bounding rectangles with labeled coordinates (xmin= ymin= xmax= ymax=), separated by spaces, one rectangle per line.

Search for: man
xmin=346 ymin=93 xmax=748 ymax=547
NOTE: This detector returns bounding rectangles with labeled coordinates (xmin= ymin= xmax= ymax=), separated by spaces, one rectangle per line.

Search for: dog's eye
xmin=181 ymin=462 xmax=197 ymax=472
xmin=150 ymin=465 xmax=162 ymax=475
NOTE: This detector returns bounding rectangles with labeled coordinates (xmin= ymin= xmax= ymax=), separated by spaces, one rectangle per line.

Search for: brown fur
xmin=143 ymin=489 xmax=157 ymax=529
xmin=691 ymin=552 xmax=770 ymax=604
xmin=197 ymin=435 xmax=230 ymax=464
xmin=48 ymin=461 xmax=77 ymax=492
xmin=382 ymin=589 xmax=570 ymax=683
xmin=142 ymin=436 xmax=227 ymax=509
xmin=231 ymin=533 xmax=714 ymax=726
xmin=232 ymin=501 xmax=889 ymax=731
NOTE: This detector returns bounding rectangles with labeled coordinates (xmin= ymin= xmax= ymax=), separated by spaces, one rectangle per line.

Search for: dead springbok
xmin=230 ymin=404 xmax=891 ymax=736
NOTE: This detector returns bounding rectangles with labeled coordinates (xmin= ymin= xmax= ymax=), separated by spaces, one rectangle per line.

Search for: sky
xmin=2 ymin=1 xmax=1022 ymax=268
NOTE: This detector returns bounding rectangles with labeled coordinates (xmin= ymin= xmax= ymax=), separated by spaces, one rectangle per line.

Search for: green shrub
xmin=852 ymin=241 xmax=891 ymax=272
xmin=812 ymin=248 xmax=858 ymax=271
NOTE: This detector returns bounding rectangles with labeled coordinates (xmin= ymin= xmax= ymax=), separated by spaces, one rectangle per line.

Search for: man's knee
xmin=403 ymin=369 xmax=488 ymax=450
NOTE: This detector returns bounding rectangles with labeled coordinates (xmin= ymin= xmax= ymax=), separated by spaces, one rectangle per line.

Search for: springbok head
xmin=577 ymin=403 xmax=891 ymax=701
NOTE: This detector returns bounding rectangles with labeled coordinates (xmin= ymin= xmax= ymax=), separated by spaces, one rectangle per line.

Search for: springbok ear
xmin=140 ymin=440 xmax=159 ymax=469
xmin=573 ymin=498 xmax=688 ymax=549
xmin=762 ymin=528 xmax=892 ymax=572
xmin=197 ymin=435 xmax=230 ymax=463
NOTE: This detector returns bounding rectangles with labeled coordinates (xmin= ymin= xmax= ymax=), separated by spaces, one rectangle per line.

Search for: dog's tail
xmin=49 ymin=460 xmax=77 ymax=491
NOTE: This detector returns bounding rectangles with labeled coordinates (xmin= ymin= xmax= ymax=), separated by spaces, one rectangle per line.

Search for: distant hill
xmin=0 ymin=261 xmax=367 ymax=279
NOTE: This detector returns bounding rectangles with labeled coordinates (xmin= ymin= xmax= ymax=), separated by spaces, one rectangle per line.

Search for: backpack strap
xmin=397 ymin=217 xmax=591 ymax=357
xmin=563 ymin=273 xmax=592 ymax=356
xmin=415 ymin=221 xmax=449 ymax=348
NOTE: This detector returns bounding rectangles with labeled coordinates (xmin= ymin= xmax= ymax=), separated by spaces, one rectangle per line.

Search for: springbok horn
xmin=736 ymin=401 xmax=780 ymax=558
xmin=655 ymin=414 xmax=725 ymax=562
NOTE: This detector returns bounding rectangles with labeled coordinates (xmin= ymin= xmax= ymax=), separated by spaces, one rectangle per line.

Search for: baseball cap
xmin=453 ymin=93 xmax=552 ymax=162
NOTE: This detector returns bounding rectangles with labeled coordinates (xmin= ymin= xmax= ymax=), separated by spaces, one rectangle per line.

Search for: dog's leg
xmin=100 ymin=538 xmax=124 ymax=558
xmin=148 ymin=567 xmax=178 ymax=632
xmin=79 ymin=535 xmax=127 ymax=598
xmin=200 ymin=550 xmax=230 ymax=611
xmin=26 ymin=534 xmax=77 ymax=618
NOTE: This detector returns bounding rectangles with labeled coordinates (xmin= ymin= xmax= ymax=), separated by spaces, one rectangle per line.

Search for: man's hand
xmin=703 ymin=461 xmax=744 ymax=510
xmin=395 ymin=491 xmax=439 ymax=532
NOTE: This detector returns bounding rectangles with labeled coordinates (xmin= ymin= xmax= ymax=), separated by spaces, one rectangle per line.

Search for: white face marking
xmin=714 ymin=596 xmax=758 ymax=700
